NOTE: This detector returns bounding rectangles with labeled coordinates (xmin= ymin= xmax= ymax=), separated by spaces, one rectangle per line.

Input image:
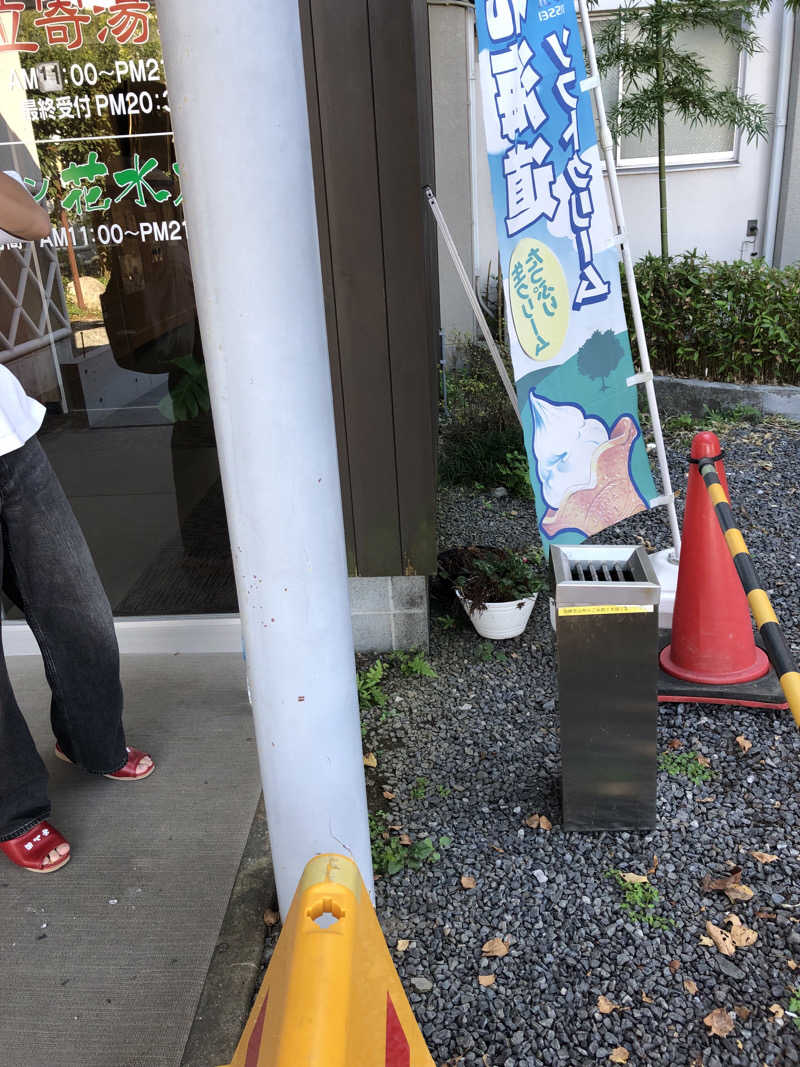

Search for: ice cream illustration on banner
xmin=529 ymin=391 xmax=647 ymax=538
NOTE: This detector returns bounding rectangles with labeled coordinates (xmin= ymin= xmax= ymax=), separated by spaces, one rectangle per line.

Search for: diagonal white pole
xmin=577 ymin=0 xmax=681 ymax=559
xmin=425 ymin=187 xmax=521 ymax=424
xmin=158 ymin=1 xmax=373 ymax=917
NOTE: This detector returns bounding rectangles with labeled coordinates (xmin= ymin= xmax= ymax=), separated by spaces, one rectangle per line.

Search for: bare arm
xmin=0 ymin=172 xmax=50 ymax=241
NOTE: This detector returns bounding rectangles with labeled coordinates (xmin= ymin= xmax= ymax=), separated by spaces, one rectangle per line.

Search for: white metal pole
xmin=157 ymin=1 xmax=373 ymax=917
xmin=577 ymin=0 xmax=682 ymax=559
xmin=762 ymin=6 xmax=795 ymax=266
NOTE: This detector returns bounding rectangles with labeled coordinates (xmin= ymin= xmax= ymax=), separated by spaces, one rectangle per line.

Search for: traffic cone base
xmin=660 ymin=642 xmax=769 ymax=686
xmin=221 ymin=854 xmax=435 ymax=1067
xmin=657 ymin=631 xmax=789 ymax=710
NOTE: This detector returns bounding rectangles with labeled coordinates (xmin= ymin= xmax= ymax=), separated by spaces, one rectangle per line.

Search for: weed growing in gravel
xmin=357 ymin=660 xmax=387 ymax=710
xmin=369 ymin=811 xmax=452 ymax=876
xmin=437 ymin=784 xmax=451 ymax=798
xmin=788 ymin=989 xmax=800 ymax=1030
xmin=411 ymin=776 xmax=428 ymax=800
xmin=497 ymin=449 xmax=534 ymax=499
xmin=606 ymin=869 xmax=675 ymax=930
xmin=659 ymin=750 xmax=714 ymax=785
xmin=391 ymin=650 xmax=437 ymax=678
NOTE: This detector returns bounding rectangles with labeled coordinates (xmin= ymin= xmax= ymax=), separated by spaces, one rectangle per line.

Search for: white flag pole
xmin=425 ymin=187 xmax=522 ymax=425
xmin=576 ymin=0 xmax=681 ymax=560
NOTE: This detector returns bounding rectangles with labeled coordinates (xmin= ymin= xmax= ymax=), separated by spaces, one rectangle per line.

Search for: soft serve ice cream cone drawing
xmin=529 ymin=391 xmax=647 ymax=539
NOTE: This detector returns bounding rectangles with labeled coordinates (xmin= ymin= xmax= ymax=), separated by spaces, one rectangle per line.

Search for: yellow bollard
xmin=221 ymin=854 xmax=435 ymax=1066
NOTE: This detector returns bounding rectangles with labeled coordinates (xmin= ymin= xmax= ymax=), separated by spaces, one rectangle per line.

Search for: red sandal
xmin=0 ymin=821 xmax=71 ymax=873
xmin=55 ymin=743 xmax=155 ymax=781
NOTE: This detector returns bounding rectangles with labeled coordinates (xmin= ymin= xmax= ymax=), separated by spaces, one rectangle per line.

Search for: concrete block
xmin=351 ymin=611 xmax=394 ymax=652
xmin=348 ymin=576 xmax=391 ymax=613
xmin=390 ymin=575 xmax=427 ymax=612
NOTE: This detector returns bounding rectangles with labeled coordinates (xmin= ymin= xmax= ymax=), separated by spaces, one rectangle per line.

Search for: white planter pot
xmin=457 ymin=591 xmax=538 ymax=640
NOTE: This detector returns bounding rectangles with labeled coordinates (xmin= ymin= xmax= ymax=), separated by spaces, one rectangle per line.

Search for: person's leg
xmin=0 ymin=536 xmax=68 ymax=867
xmin=0 ymin=437 xmax=142 ymax=775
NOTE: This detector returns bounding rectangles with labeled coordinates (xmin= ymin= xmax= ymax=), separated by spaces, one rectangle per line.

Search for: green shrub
xmin=625 ymin=252 xmax=800 ymax=385
xmin=440 ymin=338 xmax=525 ymax=487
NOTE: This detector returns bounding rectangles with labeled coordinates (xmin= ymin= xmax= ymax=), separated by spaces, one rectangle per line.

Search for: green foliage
xmin=625 ymin=253 xmax=800 ymax=385
xmin=437 ymin=785 xmax=451 ymax=798
xmin=594 ymin=0 xmax=769 ymax=259
xmin=439 ymin=545 xmax=547 ymax=610
xmin=369 ymin=812 xmax=452 ymax=877
xmin=788 ymin=989 xmax=800 ymax=1031
xmin=606 ymin=869 xmax=676 ymax=930
xmin=357 ymin=660 xmax=388 ymax=710
xmin=440 ymin=339 xmax=524 ymax=488
xmin=659 ymin=749 xmax=714 ymax=784
xmin=475 ymin=640 xmax=508 ymax=664
xmin=576 ymin=329 xmax=624 ymax=391
xmin=435 ymin=614 xmax=457 ymax=631
xmin=410 ymin=777 xmax=428 ymax=800
xmin=497 ymin=450 xmax=534 ymax=499
xmin=159 ymin=356 xmax=210 ymax=422
xmin=391 ymin=650 xmax=437 ymax=678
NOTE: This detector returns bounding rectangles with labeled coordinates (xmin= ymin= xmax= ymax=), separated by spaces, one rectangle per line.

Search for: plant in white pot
xmin=440 ymin=545 xmax=548 ymax=640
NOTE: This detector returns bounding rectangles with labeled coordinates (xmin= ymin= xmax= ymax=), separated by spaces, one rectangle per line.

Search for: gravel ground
xmin=356 ymin=415 xmax=800 ymax=1067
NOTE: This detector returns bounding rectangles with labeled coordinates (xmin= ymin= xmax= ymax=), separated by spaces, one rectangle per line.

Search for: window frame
xmin=588 ymin=8 xmax=748 ymax=173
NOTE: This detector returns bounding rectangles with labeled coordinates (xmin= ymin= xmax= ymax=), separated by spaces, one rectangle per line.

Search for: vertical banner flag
xmin=475 ymin=1 xmax=657 ymax=550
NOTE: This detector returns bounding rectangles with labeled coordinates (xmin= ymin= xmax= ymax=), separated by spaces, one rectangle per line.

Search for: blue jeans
xmin=0 ymin=436 xmax=127 ymax=841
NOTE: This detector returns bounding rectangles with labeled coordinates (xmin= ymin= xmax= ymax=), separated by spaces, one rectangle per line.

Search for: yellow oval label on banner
xmin=508 ymin=238 xmax=569 ymax=362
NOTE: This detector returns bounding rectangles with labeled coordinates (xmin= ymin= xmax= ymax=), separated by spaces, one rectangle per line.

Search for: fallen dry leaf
xmin=704 ymin=1007 xmax=735 ymax=1037
xmin=725 ymin=913 xmax=758 ymax=948
xmin=481 ymin=938 xmax=509 ymax=958
xmin=699 ymin=935 xmax=715 ymax=947
xmin=363 ymin=752 xmax=377 ymax=768
xmin=620 ymin=872 xmax=649 ymax=884
xmin=478 ymin=974 xmax=495 ymax=987
xmin=697 ymin=796 xmax=716 ymax=803
xmin=735 ymin=735 xmax=752 ymax=754
xmin=684 ymin=979 xmax=698 ymax=995
xmin=769 ymin=1004 xmax=784 ymax=1020
xmin=733 ymin=1004 xmax=751 ymax=1021
xmin=641 ymin=992 xmax=653 ymax=1004
xmin=706 ymin=921 xmax=736 ymax=957
xmin=647 ymin=854 xmax=660 ymax=874
xmin=725 ymin=883 xmax=754 ymax=903
xmin=490 ymin=844 xmax=505 ymax=854
xmin=396 ymin=939 xmax=410 ymax=952
xmin=382 ymin=789 xmax=395 ymax=799
xmin=608 ymin=1048 xmax=629 ymax=1064
xmin=697 ymin=754 xmax=711 ymax=767
xmin=667 ymin=738 xmax=683 ymax=749
xmin=755 ymin=910 xmax=777 ymax=920
xmin=460 ymin=875 xmax=477 ymax=890
xmin=788 ymin=960 xmax=798 ymax=970
xmin=597 ymin=995 xmax=619 ymax=1014
xmin=524 ymin=814 xmax=540 ymax=829
xmin=751 ymin=851 xmax=778 ymax=864
xmin=398 ymin=833 xmax=412 ymax=846
xmin=263 ymin=909 xmax=280 ymax=926
xmin=539 ymin=815 xmax=552 ymax=831
xmin=669 ymin=959 xmax=681 ymax=974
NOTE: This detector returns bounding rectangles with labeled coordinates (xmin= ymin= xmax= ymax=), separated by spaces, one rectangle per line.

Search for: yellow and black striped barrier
xmin=697 ymin=457 xmax=800 ymax=728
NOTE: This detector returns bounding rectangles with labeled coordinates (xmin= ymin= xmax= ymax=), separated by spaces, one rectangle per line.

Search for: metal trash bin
xmin=551 ymin=545 xmax=660 ymax=831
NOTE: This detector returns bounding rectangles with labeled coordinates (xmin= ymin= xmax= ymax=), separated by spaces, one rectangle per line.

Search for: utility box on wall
xmin=552 ymin=545 xmax=660 ymax=832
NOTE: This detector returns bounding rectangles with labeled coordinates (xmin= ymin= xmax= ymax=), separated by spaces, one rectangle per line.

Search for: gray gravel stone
xmin=353 ymin=417 xmax=800 ymax=1067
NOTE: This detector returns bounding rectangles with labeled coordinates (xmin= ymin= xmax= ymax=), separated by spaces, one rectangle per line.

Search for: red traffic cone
xmin=660 ymin=431 xmax=769 ymax=685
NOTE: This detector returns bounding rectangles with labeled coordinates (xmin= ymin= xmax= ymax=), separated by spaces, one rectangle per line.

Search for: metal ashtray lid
xmin=551 ymin=545 xmax=661 ymax=608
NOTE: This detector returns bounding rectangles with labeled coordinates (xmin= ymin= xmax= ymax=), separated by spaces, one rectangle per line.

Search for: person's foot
xmin=55 ymin=743 xmax=155 ymax=781
xmin=0 ymin=822 xmax=71 ymax=873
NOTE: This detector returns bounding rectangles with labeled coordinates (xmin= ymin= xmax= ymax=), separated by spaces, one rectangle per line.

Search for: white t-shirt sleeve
xmin=0 ymin=364 xmax=46 ymax=455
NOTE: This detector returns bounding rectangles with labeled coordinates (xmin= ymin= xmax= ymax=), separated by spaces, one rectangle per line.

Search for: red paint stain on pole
xmin=244 ymin=991 xmax=269 ymax=1067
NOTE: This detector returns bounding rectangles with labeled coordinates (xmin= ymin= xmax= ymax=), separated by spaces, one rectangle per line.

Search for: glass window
xmin=0 ymin=1 xmax=237 ymax=617
xmin=591 ymin=15 xmax=741 ymax=166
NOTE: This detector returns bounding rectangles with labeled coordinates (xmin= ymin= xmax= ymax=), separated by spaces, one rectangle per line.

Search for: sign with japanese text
xmin=0 ymin=1 xmax=194 ymax=391
xmin=475 ymin=1 xmax=656 ymax=550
